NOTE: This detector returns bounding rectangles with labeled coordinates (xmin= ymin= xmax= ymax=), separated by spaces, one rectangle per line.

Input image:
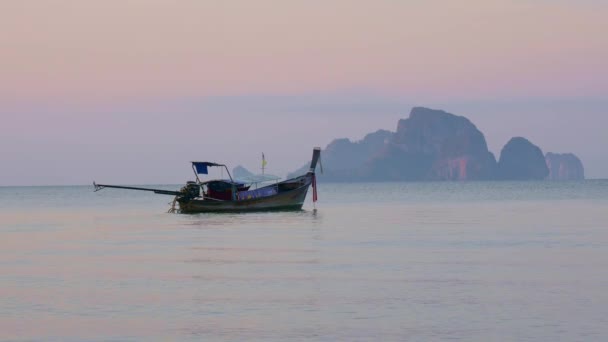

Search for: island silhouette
xmin=278 ymin=107 xmax=584 ymax=182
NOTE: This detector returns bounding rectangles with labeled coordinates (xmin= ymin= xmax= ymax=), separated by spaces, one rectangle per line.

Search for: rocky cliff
xmin=497 ymin=137 xmax=549 ymax=180
xmin=545 ymin=152 xmax=585 ymax=180
xmin=362 ymin=107 xmax=497 ymax=181
xmin=288 ymin=107 xmax=584 ymax=182
xmin=287 ymin=129 xmax=393 ymax=181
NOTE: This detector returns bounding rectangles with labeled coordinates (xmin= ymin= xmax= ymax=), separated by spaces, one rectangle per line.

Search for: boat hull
xmin=177 ymin=176 xmax=312 ymax=213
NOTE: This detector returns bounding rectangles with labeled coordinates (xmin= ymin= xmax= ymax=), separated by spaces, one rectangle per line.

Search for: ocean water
xmin=1 ymin=181 xmax=608 ymax=341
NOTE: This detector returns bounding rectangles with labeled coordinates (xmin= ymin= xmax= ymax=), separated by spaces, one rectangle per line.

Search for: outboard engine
xmin=180 ymin=181 xmax=200 ymax=199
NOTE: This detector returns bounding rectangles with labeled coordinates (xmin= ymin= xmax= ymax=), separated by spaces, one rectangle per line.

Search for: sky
xmin=1 ymin=0 xmax=607 ymax=185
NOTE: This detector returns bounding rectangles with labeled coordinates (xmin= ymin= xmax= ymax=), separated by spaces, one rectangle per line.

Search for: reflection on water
xmin=181 ymin=209 xmax=320 ymax=228
xmin=1 ymin=181 xmax=608 ymax=340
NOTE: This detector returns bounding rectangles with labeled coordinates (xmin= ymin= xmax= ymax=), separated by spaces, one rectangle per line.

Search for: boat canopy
xmin=237 ymin=174 xmax=280 ymax=184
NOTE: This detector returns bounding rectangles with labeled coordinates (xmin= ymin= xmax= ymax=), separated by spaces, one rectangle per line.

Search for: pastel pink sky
xmin=1 ymin=0 xmax=607 ymax=185
xmin=2 ymin=0 xmax=607 ymax=103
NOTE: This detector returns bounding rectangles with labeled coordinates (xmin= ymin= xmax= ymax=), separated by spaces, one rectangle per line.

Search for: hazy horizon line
xmin=2 ymin=179 xmax=607 ymax=188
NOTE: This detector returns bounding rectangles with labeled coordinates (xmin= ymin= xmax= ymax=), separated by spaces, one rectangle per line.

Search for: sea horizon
xmin=2 ymin=178 xmax=608 ymax=188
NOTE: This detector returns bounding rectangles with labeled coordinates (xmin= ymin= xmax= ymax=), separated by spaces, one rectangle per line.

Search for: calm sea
xmin=1 ymin=181 xmax=608 ymax=341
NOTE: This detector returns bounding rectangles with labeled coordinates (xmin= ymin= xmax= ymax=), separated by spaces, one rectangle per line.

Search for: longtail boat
xmin=94 ymin=148 xmax=321 ymax=213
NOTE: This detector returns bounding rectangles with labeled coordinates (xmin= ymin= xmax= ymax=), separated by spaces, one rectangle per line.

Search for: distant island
xmin=283 ymin=107 xmax=585 ymax=182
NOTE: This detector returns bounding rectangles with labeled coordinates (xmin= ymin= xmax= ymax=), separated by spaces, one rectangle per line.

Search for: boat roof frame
xmin=190 ymin=161 xmax=234 ymax=184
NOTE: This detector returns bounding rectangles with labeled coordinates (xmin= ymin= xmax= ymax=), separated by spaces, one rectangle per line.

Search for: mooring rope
xmin=168 ymin=196 xmax=178 ymax=213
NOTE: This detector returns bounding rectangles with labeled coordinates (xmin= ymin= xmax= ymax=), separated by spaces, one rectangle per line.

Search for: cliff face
xmin=497 ymin=137 xmax=549 ymax=180
xmin=287 ymin=106 xmax=585 ymax=182
xmin=323 ymin=129 xmax=393 ymax=171
xmin=545 ymin=152 xmax=585 ymax=180
xmin=362 ymin=107 xmax=497 ymax=181
xmin=287 ymin=129 xmax=393 ymax=180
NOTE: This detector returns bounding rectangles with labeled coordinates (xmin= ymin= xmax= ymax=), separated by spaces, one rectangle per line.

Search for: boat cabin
xmin=203 ymin=180 xmax=249 ymax=201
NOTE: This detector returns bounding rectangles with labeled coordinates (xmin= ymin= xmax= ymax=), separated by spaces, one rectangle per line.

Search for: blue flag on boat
xmin=192 ymin=161 xmax=223 ymax=174
xmin=193 ymin=162 xmax=208 ymax=174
